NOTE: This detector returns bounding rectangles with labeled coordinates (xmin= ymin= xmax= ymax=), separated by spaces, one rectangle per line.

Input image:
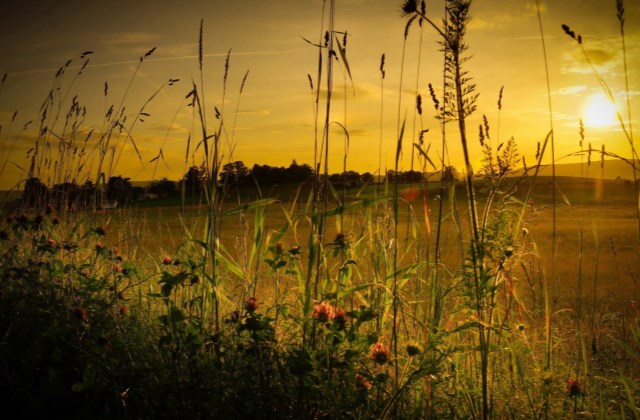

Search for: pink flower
xmin=112 ymin=265 xmax=123 ymax=273
xmin=48 ymin=238 xmax=56 ymax=247
xmin=162 ymin=256 xmax=172 ymax=265
xmin=312 ymin=302 xmax=335 ymax=323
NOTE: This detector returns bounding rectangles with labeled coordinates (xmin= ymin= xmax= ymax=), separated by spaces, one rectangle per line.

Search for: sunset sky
xmin=0 ymin=0 xmax=638 ymax=190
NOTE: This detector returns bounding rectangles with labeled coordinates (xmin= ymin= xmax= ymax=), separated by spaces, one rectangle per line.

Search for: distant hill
xmin=519 ymin=158 xmax=638 ymax=180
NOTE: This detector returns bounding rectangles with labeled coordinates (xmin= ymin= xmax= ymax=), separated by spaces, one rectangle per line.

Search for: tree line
xmin=16 ymin=160 xmax=435 ymax=210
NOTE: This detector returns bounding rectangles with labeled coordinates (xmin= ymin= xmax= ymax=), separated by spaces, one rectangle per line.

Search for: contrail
xmin=6 ymin=47 xmax=308 ymax=77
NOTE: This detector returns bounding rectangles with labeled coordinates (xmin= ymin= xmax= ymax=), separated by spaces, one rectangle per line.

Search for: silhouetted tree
xmin=148 ymin=178 xmax=178 ymax=197
xmin=106 ymin=176 xmax=132 ymax=203
xmin=220 ymin=161 xmax=250 ymax=188
xmin=21 ymin=177 xmax=49 ymax=208
xmin=183 ymin=165 xmax=205 ymax=195
xmin=287 ymin=160 xmax=314 ymax=183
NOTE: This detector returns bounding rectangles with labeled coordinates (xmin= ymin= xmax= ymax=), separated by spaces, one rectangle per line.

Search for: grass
xmin=0 ymin=0 xmax=639 ymax=418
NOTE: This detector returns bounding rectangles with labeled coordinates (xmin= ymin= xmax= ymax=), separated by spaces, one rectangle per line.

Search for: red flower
xmin=162 ymin=256 xmax=173 ymax=265
xmin=48 ymin=238 xmax=56 ymax=247
xmin=566 ymin=378 xmax=583 ymax=397
xmin=74 ymin=306 xmax=89 ymax=322
xmin=95 ymin=242 xmax=105 ymax=251
xmin=245 ymin=297 xmax=259 ymax=313
xmin=355 ymin=373 xmax=372 ymax=389
xmin=113 ymin=265 xmax=123 ymax=273
xmin=370 ymin=341 xmax=390 ymax=365
xmin=333 ymin=307 xmax=347 ymax=329
xmin=312 ymin=302 xmax=335 ymax=323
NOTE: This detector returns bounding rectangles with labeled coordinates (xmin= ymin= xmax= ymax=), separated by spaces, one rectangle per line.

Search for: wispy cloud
xmin=553 ymin=85 xmax=588 ymax=95
xmin=100 ymin=32 xmax=161 ymax=46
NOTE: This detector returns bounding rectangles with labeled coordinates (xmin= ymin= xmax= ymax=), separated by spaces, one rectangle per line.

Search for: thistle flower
xmin=48 ymin=238 xmax=56 ymax=247
xmin=312 ymin=301 xmax=335 ymax=323
xmin=96 ymin=242 xmax=105 ymax=251
xmin=162 ymin=256 xmax=173 ymax=265
xmin=370 ymin=341 xmax=390 ymax=365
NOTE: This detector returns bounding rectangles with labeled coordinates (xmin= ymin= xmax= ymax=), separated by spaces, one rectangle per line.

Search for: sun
xmin=583 ymin=93 xmax=617 ymax=127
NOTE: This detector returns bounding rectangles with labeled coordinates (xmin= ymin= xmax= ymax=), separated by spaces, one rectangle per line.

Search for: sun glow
xmin=583 ymin=94 xmax=618 ymax=127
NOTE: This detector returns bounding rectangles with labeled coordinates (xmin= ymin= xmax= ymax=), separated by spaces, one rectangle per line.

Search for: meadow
xmin=1 ymin=0 xmax=639 ymax=418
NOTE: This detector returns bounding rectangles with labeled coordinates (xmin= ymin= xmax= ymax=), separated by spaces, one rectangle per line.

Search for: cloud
xmin=554 ymin=85 xmax=588 ymax=95
xmin=148 ymin=122 xmax=189 ymax=133
xmin=234 ymin=109 xmax=271 ymax=116
xmin=100 ymin=32 xmax=161 ymax=46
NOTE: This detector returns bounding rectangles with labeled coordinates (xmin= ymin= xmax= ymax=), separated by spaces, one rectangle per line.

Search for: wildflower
xmin=228 ymin=310 xmax=241 ymax=323
xmin=566 ymin=378 xmax=583 ymax=397
xmin=245 ymin=297 xmax=259 ymax=313
xmin=74 ymin=306 xmax=89 ymax=322
xmin=312 ymin=301 xmax=335 ymax=323
xmin=370 ymin=341 xmax=390 ymax=365
xmin=406 ymin=341 xmax=422 ymax=357
xmin=504 ymin=246 xmax=514 ymax=258
xmin=333 ymin=307 xmax=347 ymax=330
xmin=95 ymin=226 xmax=107 ymax=236
xmin=162 ymin=256 xmax=173 ymax=265
xmin=95 ymin=242 xmax=105 ymax=251
xmin=355 ymin=373 xmax=372 ymax=389
xmin=48 ymin=238 xmax=56 ymax=247
xmin=289 ymin=245 xmax=301 ymax=256
xmin=111 ymin=247 xmax=119 ymax=255
xmin=113 ymin=265 xmax=123 ymax=273
xmin=274 ymin=241 xmax=284 ymax=256
xmin=119 ymin=306 xmax=130 ymax=316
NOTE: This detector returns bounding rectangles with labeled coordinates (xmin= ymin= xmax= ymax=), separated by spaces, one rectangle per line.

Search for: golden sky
xmin=0 ymin=0 xmax=638 ymax=190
